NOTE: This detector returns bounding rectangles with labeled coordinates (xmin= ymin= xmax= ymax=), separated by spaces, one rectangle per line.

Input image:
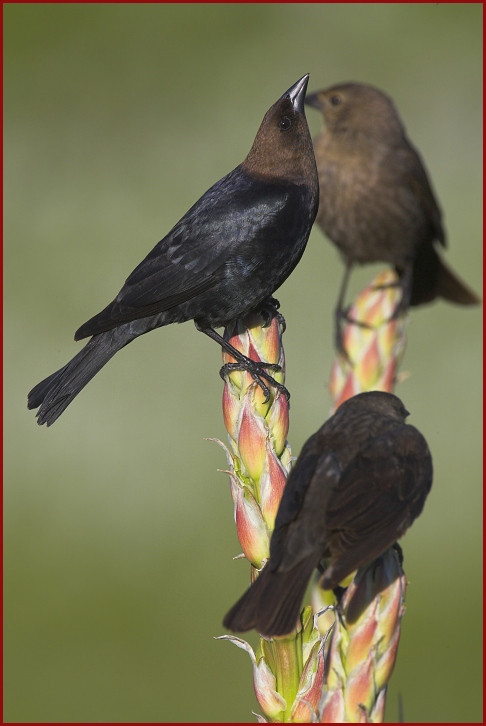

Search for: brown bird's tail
xmin=434 ymin=254 xmax=480 ymax=305
xmin=409 ymin=243 xmax=480 ymax=306
xmin=223 ymin=556 xmax=317 ymax=637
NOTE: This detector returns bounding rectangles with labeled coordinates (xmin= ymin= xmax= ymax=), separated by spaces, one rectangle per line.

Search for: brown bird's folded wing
xmin=275 ymin=451 xmax=341 ymax=571
xmin=396 ymin=143 xmax=446 ymax=247
xmin=223 ymin=449 xmax=342 ymax=636
xmin=320 ymin=423 xmax=433 ymax=589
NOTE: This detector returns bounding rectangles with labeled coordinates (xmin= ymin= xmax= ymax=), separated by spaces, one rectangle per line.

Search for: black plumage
xmin=28 ymin=74 xmax=318 ymax=425
xmin=223 ymin=391 xmax=433 ymax=637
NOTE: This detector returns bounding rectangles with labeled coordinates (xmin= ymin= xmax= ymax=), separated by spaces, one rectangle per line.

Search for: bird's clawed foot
xmin=387 ymin=294 xmax=409 ymax=323
xmin=334 ymin=306 xmax=373 ymax=365
xmin=259 ymin=297 xmax=286 ymax=333
xmin=196 ymin=323 xmax=290 ymax=403
xmin=220 ymin=359 xmax=289 ymax=404
xmin=380 ymin=265 xmax=411 ymax=322
xmin=370 ymin=278 xmax=408 ymax=322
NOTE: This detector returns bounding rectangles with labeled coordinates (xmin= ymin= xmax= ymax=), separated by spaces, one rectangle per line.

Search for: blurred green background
xmin=4 ymin=4 xmax=482 ymax=723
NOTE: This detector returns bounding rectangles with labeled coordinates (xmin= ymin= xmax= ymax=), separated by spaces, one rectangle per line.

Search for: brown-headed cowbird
xmin=28 ymin=75 xmax=318 ymax=426
xmin=223 ymin=391 xmax=433 ymax=637
xmin=305 ymin=82 xmax=479 ymax=349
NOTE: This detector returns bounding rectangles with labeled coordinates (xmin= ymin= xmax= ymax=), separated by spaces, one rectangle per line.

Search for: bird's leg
xmin=317 ymin=558 xmax=347 ymax=626
xmin=334 ymin=262 xmax=365 ymax=364
xmin=331 ymin=585 xmax=348 ymax=627
xmin=389 ymin=263 xmax=413 ymax=320
xmin=372 ymin=263 xmax=412 ymax=321
xmin=336 ymin=262 xmax=375 ymax=329
xmin=259 ymin=297 xmax=286 ymax=333
xmin=195 ymin=322 xmax=290 ymax=403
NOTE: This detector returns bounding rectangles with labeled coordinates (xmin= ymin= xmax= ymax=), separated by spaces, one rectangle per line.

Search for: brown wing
xmin=223 ymin=448 xmax=342 ymax=636
xmin=396 ymin=142 xmax=446 ymax=247
xmin=321 ymin=422 xmax=432 ymax=589
xmin=271 ymin=449 xmax=342 ymax=573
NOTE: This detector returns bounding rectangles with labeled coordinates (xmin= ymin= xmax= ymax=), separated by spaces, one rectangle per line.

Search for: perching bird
xmin=305 ymin=82 xmax=479 ymax=351
xmin=28 ymin=74 xmax=318 ymax=426
xmin=223 ymin=391 xmax=433 ymax=637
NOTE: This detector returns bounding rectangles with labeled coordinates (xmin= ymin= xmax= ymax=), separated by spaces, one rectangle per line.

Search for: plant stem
xmin=272 ymin=633 xmax=302 ymax=722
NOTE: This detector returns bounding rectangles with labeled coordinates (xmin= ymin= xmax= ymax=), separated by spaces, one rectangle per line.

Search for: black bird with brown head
xmin=28 ymin=75 xmax=318 ymax=426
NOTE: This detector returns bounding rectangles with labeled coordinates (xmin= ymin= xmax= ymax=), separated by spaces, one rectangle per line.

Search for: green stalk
xmin=272 ymin=634 xmax=302 ymax=722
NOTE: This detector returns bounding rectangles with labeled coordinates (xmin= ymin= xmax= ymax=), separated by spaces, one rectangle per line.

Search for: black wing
xmin=75 ymin=166 xmax=293 ymax=339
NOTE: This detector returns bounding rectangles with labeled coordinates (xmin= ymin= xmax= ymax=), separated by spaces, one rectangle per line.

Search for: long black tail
xmin=223 ymin=555 xmax=317 ymax=637
xmin=28 ymin=322 xmax=146 ymax=426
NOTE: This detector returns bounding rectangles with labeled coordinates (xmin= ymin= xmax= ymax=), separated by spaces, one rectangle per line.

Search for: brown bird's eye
xmin=279 ymin=116 xmax=292 ymax=131
xmin=330 ymin=95 xmax=341 ymax=106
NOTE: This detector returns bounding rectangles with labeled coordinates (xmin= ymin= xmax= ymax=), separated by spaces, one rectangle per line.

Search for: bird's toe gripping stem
xmin=220 ymin=359 xmax=289 ymax=404
xmin=259 ymin=297 xmax=287 ymax=333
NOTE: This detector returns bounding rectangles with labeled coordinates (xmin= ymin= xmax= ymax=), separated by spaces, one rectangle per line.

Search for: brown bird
xmin=28 ymin=74 xmax=318 ymax=426
xmin=305 ymin=82 xmax=479 ymax=352
xmin=223 ymin=391 xmax=433 ymax=637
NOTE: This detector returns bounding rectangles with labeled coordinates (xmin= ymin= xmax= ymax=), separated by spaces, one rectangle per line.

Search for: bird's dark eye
xmin=330 ymin=95 xmax=341 ymax=106
xmin=279 ymin=116 xmax=292 ymax=131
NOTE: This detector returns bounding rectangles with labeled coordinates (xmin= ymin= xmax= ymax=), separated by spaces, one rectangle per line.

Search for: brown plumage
xmin=223 ymin=391 xmax=433 ymax=637
xmin=305 ymin=82 xmax=479 ymax=338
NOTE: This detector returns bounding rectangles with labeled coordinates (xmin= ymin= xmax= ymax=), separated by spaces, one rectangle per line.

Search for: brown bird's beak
xmin=304 ymin=91 xmax=324 ymax=110
xmin=280 ymin=74 xmax=309 ymax=115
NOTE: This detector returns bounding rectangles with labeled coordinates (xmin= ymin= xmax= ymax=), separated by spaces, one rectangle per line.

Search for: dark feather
xmin=28 ymin=75 xmax=318 ymax=425
xmin=75 ymin=172 xmax=309 ymax=339
xmin=223 ymin=555 xmax=318 ymax=637
xmin=306 ymin=81 xmax=479 ymax=308
xmin=223 ymin=391 xmax=433 ymax=636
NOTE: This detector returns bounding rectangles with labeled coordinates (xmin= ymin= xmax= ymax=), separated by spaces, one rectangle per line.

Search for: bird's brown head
xmin=305 ymin=82 xmax=405 ymax=142
xmin=338 ymin=391 xmax=410 ymax=422
xmin=243 ymin=74 xmax=318 ymax=187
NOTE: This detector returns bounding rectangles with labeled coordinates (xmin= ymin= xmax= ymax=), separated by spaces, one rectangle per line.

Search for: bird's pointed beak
xmin=280 ymin=74 xmax=309 ymax=115
xmin=305 ymin=91 xmax=324 ymax=110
